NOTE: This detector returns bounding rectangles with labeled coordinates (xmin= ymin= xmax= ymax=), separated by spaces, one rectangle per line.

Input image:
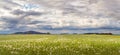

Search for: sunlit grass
xmin=0 ymin=34 xmax=120 ymax=55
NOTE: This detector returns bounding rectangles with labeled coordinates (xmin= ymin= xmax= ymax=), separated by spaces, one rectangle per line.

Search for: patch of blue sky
xmin=23 ymin=3 xmax=40 ymax=10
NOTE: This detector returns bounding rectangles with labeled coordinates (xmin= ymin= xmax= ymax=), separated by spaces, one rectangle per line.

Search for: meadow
xmin=0 ymin=34 xmax=120 ymax=55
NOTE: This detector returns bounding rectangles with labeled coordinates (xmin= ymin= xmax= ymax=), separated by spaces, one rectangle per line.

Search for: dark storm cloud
xmin=0 ymin=8 xmax=45 ymax=31
xmin=2 ymin=6 xmax=12 ymax=10
xmin=12 ymin=9 xmax=43 ymax=16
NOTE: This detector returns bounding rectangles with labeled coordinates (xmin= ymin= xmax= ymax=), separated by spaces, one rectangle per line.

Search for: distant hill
xmin=13 ymin=31 xmax=50 ymax=34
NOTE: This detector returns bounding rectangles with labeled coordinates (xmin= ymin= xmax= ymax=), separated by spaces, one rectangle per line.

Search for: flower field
xmin=0 ymin=34 xmax=120 ymax=55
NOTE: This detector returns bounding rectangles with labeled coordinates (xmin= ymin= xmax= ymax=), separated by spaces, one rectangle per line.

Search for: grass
xmin=0 ymin=34 xmax=120 ymax=55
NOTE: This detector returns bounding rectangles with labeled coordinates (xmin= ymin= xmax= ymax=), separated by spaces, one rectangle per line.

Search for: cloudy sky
xmin=0 ymin=0 xmax=120 ymax=34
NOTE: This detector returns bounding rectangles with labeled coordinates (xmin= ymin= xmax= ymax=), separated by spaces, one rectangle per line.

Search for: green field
xmin=0 ymin=34 xmax=120 ymax=55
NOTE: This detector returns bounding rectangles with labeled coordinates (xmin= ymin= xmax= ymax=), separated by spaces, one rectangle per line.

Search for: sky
xmin=0 ymin=0 xmax=120 ymax=34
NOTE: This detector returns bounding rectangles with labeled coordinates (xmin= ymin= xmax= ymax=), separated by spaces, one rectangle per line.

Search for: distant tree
xmin=61 ymin=33 xmax=69 ymax=35
xmin=47 ymin=32 xmax=51 ymax=34
xmin=73 ymin=33 xmax=78 ymax=34
xmin=84 ymin=33 xmax=113 ymax=35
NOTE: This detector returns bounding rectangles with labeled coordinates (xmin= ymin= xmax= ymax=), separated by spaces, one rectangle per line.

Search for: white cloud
xmin=0 ymin=0 xmax=120 ymax=34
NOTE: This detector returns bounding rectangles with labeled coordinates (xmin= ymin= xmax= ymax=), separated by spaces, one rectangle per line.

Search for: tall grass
xmin=0 ymin=34 xmax=120 ymax=55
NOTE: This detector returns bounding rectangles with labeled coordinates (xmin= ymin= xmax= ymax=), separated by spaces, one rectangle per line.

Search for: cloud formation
xmin=0 ymin=0 xmax=120 ymax=34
